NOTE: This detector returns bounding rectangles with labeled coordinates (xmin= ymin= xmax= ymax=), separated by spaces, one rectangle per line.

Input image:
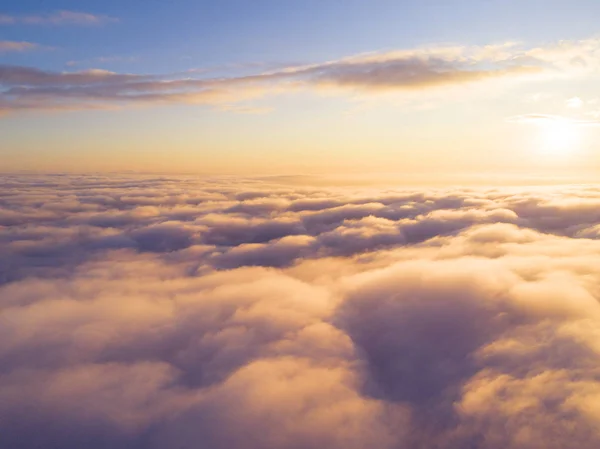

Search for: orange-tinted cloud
xmin=3 ymin=176 xmax=600 ymax=448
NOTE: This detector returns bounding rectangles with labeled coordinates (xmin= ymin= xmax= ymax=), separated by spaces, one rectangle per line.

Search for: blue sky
xmin=4 ymin=0 xmax=600 ymax=74
xmin=2 ymin=0 xmax=600 ymax=175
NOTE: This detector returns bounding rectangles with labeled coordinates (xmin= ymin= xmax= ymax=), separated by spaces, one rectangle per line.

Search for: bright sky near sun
xmin=2 ymin=0 xmax=600 ymax=179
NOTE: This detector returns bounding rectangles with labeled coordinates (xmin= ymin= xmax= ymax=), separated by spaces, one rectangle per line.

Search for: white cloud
xmin=566 ymin=96 xmax=584 ymax=108
xmin=506 ymin=113 xmax=600 ymax=126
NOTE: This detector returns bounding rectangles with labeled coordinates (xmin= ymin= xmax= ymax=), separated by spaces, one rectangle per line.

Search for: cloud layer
xmin=2 ymin=175 xmax=600 ymax=448
xmin=2 ymin=38 xmax=599 ymax=115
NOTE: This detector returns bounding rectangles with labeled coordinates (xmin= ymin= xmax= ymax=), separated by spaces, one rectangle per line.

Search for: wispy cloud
xmin=0 ymin=10 xmax=118 ymax=26
xmin=506 ymin=113 xmax=600 ymax=126
xmin=566 ymin=96 xmax=584 ymax=108
xmin=0 ymin=41 xmax=39 ymax=52
xmin=219 ymin=105 xmax=274 ymax=114
xmin=65 ymin=56 xmax=140 ymax=68
xmin=1 ymin=38 xmax=600 ymax=116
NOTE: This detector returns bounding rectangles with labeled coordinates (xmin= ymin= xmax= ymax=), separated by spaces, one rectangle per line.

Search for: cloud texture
xmin=2 ymin=174 xmax=600 ymax=448
xmin=2 ymin=38 xmax=600 ymax=115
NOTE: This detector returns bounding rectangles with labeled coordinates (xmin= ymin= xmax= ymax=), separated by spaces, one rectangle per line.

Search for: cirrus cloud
xmin=0 ymin=10 xmax=118 ymax=26
xmin=0 ymin=40 xmax=39 ymax=52
xmin=506 ymin=113 xmax=600 ymax=126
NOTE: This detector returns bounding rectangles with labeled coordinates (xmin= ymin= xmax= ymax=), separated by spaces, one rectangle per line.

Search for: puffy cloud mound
xmin=2 ymin=174 xmax=600 ymax=448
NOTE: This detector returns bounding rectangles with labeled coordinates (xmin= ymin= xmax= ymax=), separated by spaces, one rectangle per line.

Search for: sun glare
xmin=539 ymin=121 xmax=580 ymax=155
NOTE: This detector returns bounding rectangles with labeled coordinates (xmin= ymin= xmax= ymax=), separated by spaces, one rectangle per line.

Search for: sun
xmin=539 ymin=121 xmax=580 ymax=156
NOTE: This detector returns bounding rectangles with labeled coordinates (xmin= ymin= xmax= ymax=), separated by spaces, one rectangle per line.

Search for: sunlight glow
xmin=539 ymin=121 xmax=581 ymax=156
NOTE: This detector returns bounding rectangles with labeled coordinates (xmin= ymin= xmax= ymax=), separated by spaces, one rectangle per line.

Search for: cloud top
xmin=2 ymin=175 xmax=600 ymax=448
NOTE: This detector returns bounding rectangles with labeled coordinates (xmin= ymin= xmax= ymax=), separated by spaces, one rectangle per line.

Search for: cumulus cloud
xmin=2 ymin=174 xmax=600 ymax=448
xmin=2 ymin=37 xmax=600 ymax=115
xmin=0 ymin=10 xmax=118 ymax=26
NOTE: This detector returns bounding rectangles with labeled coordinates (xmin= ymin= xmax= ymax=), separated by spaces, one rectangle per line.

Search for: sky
xmin=6 ymin=4 xmax=600 ymax=448
xmin=2 ymin=0 xmax=600 ymax=178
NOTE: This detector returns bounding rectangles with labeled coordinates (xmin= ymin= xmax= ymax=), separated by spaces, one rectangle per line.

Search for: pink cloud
xmin=0 ymin=10 xmax=118 ymax=26
xmin=0 ymin=41 xmax=39 ymax=52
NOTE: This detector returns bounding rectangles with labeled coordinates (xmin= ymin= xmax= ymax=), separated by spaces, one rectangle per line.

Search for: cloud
xmin=0 ymin=41 xmax=39 ymax=52
xmin=65 ymin=56 xmax=140 ymax=69
xmin=525 ymin=92 xmax=553 ymax=103
xmin=308 ymin=57 xmax=540 ymax=91
xmin=3 ymin=175 xmax=600 ymax=448
xmin=2 ymin=37 xmax=600 ymax=116
xmin=506 ymin=113 xmax=600 ymax=126
xmin=566 ymin=96 xmax=584 ymax=108
xmin=0 ymin=66 xmax=143 ymax=86
xmin=218 ymin=104 xmax=274 ymax=114
xmin=0 ymin=10 xmax=118 ymax=26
